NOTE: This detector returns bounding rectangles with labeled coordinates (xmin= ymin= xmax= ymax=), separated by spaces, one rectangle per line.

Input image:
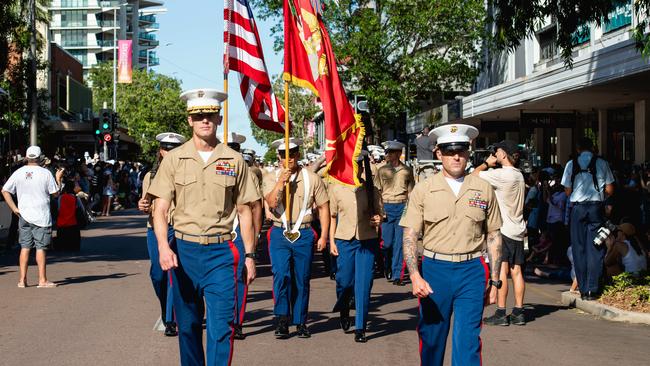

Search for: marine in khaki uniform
xmin=375 ymin=140 xmax=414 ymax=284
xmin=148 ymin=89 xmax=260 ymax=366
xmin=328 ymin=150 xmax=383 ymax=343
xmin=263 ymin=137 xmax=330 ymax=339
xmin=399 ymin=124 xmax=503 ymax=366
xmin=138 ymin=132 xmax=186 ymax=338
xmin=226 ymin=135 xmax=263 ymax=340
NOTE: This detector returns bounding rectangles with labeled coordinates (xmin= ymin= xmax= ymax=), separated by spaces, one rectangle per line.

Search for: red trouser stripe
xmin=267 ymin=227 xmax=275 ymax=303
xmin=479 ymin=256 xmax=489 ymax=366
xmin=227 ymin=241 xmax=239 ymax=366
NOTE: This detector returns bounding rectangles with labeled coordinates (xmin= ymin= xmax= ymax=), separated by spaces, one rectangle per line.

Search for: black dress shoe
xmin=339 ymin=310 xmax=351 ymax=333
xmin=584 ymin=291 xmax=600 ymax=301
xmin=329 ymin=273 xmax=336 ymax=280
xmin=233 ymin=324 xmax=246 ymax=340
xmin=164 ymin=322 xmax=178 ymax=337
xmin=354 ymin=330 xmax=367 ymax=343
xmin=296 ymin=324 xmax=311 ymax=338
xmin=274 ymin=317 xmax=289 ymax=339
xmin=392 ymin=279 xmax=405 ymax=286
xmin=385 ymin=270 xmax=392 ymax=281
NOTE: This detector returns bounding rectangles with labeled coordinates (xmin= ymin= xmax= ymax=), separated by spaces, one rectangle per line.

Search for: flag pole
xmin=223 ymin=74 xmax=229 ymax=143
xmin=284 ymin=80 xmax=291 ymax=225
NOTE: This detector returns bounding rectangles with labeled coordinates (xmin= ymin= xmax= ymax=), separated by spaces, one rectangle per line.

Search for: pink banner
xmin=117 ymin=40 xmax=132 ymax=84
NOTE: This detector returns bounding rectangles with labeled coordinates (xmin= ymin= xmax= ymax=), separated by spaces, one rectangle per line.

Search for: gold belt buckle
xmin=199 ymin=236 xmax=209 ymax=245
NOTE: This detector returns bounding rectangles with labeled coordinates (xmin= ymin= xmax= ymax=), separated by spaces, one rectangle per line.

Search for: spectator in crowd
xmin=604 ymin=223 xmax=648 ymax=279
xmin=55 ymin=180 xmax=84 ymax=251
xmin=101 ymin=167 xmax=116 ymax=216
xmin=1 ymin=146 xmax=63 ymax=288
xmin=544 ymin=171 xmax=568 ymax=264
xmin=561 ymin=137 xmax=615 ymax=301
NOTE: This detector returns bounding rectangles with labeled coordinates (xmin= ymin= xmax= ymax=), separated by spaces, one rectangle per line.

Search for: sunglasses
xmin=190 ymin=113 xmax=219 ymax=121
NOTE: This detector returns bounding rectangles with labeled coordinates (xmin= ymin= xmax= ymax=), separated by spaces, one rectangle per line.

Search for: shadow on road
xmin=524 ymin=303 xmax=568 ymax=323
xmin=55 ymin=272 xmax=137 ymax=286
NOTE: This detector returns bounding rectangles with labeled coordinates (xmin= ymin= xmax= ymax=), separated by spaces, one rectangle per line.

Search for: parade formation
xmin=3 ymin=0 xmax=650 ymax=366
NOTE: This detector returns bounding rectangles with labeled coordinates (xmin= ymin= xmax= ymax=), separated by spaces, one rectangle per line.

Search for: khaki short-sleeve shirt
xmin=399 ymin=173 xmax=502 ymax=254
xmin=263 ymin=168 xmax=329 ymax=224
xmin=141 ymin=171 xmax=175 ymax=228
xmin=329 ymin=182 xmax=383 ymax=241
xmin=248 ymin=165 xmax=264 ymax=199
xmin=375 ymin=162 xmax=414 ymax=202
xmin=147 ymin=141 xmax=260 ymax=236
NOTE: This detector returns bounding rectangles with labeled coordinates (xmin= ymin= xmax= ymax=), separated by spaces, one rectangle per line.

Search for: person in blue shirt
xmin=560 ymin=138 xmax=614 ymax=301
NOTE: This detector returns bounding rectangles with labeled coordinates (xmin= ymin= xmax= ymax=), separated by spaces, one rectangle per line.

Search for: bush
xmin=601 ymin=271 xmax=650 ymax=312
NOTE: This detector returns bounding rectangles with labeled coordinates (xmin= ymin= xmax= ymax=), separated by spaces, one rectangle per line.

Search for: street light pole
xmin=112 ymin=5 xmax=117 ymax=113
xmin=28 ymin=0 xmax=38 ymax=146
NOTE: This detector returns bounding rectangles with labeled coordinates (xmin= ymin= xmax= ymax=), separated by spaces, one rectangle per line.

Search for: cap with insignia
xmin=382 ymin=140 xmax=406 ymax=151
xmin=180 ymin=88 xmax=227 ymax=115
xmin=242 ymin=148 xmax=256 ymax=157
xmin=243 ymin=154 xmax=254 ymax=163
xmin=430 ymin=124 xmax=479 ymax=152
xmin=156 ymin=132 xmax=186 ymax=150
xmin=270 ymin=137 xmax=303 ymax=152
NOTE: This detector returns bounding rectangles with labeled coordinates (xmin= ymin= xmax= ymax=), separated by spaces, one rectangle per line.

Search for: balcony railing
xmin=59 ymin=20 xmax=88 ymax=27
xmin=139 ymin=14 xmax=156 ymax=23
xmin=138 ymin=32 xmax=157 ymax=41
xmin=98 ymin=20 xmax=118 ymax=27
xmin=60 ymin=0 xmax=89 ymax=7
xmin=99 ymin=0 xmax=122 ymax=7
xmin=61 ymin=40 xmax=89 ymax=47
xmin=97 ymin=39 xmax=114 ymax=47
xmin=148 ymin=56 xmax=160 ymax=66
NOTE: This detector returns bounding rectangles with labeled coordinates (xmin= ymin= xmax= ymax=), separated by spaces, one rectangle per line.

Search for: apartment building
xmin=48 ymin=0 xmax=165 ymax=80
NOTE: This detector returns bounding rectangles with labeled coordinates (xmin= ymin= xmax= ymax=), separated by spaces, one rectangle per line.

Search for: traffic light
xmin=100 ymin=109 xmax=112 ymax=133
xmin=92 ymin=117 xmax=100 ymax=136
xmin=111 ymin=112 xmax=119 ymax=131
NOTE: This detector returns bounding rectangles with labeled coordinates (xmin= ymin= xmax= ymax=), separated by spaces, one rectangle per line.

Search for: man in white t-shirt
xmin=2 ymin=146 xmax=63 ymax=288
xmin=472 ymin=140 xmax=527 ymax=326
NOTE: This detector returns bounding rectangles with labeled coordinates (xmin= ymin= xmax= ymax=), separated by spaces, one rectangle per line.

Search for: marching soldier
xmin=227 ymin=136 xmax=263 ymax=340
xmin=375 ymin=140 xmax=414 ymax=285
xmin=328 ymin=151 xmax=383 ymax=343
xmin=263 ymin=137 xmax=330 ymax=339
xmin=138 ymin=132 xmax=186 ymax=337
xmin=400 ymin=124 xmax=503 ymax=366
xmin=148 ymin=89 xmax=260 ymax=366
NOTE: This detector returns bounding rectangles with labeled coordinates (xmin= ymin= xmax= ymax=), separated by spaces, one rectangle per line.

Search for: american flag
xmin=224 ymin=0 xmax=287 ymax=134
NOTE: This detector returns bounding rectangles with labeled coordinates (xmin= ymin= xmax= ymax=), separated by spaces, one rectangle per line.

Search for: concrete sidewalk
xmin=0 ymin=210 xmax=648 ymax=366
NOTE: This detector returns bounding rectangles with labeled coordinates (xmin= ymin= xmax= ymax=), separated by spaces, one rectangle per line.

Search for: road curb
xmin=561 ymin=291 xmax=650 ymax=325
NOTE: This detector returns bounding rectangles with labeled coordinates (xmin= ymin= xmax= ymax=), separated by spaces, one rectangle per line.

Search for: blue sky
xmin=154 ymin=0 xmax=283 ymax=156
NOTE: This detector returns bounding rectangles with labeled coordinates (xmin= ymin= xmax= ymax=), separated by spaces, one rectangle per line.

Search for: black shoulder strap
xmin=588 ymin=155 xmax=599 ymax=192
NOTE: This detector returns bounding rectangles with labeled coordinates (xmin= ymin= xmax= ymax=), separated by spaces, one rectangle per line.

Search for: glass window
xmin=61 ymin=30 xmax=87 ymax=46
xmin=538 ymin=26 xmax=557 ymax=61
xmin=61 ymin=10 xmax=87 ymax=26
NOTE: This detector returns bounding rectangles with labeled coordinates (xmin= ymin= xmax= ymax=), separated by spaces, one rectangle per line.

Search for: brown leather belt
xmin=272 ymin=222 xmax=312 ymax=229
xmin=383 ymin=199 xmax=407 ymax=204
xmin=175 ymin=231 xmax=233 ymax=245
xmin=423 ymin=249 xmax=483 ymax=263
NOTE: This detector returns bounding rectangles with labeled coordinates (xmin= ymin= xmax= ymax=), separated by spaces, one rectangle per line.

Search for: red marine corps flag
xmin=283 ymin=0 xmax=364 ymax=187
xmin=224 ymin=0 xmax=287 ymax=133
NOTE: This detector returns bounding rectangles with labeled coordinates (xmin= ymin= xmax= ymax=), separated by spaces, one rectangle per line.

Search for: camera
xmin=593 ymin=220 xmax=617 ymax=246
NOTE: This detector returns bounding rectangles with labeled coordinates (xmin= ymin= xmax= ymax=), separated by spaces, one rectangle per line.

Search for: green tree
xmin=249 ymin=0 xmax=486 ymax=138
xmin=250 ymin=75 xmax=321 ymax=159
xmin=0 ymin=0 xmax=50 ymax=143
xmin=88 ymin=63 xmax=189 ymax=161
xmin=490 ymin=0 xmax=650 ymax=66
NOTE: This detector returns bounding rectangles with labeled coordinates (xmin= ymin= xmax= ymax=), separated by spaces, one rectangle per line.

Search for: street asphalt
xmin=0 ymin=210 xmax=648 ymax=366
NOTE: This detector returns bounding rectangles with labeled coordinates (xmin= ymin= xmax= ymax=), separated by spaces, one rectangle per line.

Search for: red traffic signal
xmin=103 ymin=133 xmax=113 ymax=142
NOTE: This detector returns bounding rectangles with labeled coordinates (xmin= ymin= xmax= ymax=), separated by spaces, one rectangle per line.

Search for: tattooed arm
xmin=486 ymin=229 xmax=503 ymax=281
xmin=404 ymin=227 xmax=433 ymax=298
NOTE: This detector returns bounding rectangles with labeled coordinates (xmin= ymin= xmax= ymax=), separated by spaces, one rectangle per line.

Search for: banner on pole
xmin=118 ymin=40 xmax=132 ymax=84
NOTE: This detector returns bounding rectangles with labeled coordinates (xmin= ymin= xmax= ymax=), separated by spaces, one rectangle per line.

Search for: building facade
xmin=459 ymin=1 xmax=650 ymax=168
xmin=48 ymin=0 xmax=165 ymax=80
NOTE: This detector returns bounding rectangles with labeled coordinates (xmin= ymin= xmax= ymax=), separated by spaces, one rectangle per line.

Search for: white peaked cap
xmin=180 ymin=88 xmax=227 ymax=114
xmin=430 ymin=124 xmax=479 ymax=147
xmin=382 ymin=140 xmax=406 ymax=151
xmin=271 ymin=137 xmax=303 ymax=151
xmin=156 ymin=132 xmax=186 ymax=145
xmin=230 ymin=132 xmax=246 ymax=144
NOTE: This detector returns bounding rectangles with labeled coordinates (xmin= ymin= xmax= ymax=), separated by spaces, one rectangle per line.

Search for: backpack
xmin=570 ymin=154 xmax=600 ymax=192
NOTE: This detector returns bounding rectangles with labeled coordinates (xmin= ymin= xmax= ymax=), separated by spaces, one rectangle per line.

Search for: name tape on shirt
xmin=468 ymin=192 xmax=487 ymax=210
xmin=215 ymin=161 xmax=237 ymax=177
